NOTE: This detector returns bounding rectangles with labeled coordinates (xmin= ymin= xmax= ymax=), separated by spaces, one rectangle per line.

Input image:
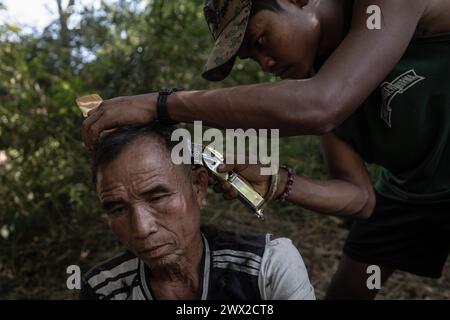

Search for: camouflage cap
xmin=202 ymin=0 xmax=252 ymax=81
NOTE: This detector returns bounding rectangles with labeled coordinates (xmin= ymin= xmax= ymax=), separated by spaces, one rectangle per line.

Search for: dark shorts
xmin=344 ymin=192 xmax=450 ymax=278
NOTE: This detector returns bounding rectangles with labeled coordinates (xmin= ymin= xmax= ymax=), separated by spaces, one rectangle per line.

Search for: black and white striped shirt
xmin=80 ymin=227 xmax=315 ymax=300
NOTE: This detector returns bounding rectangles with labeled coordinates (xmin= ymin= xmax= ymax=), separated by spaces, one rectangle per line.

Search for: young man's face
xmin=96 ymin=136 xmax=208 ymax=270
xmin=238 ymin=0 xmax=320 ymax=79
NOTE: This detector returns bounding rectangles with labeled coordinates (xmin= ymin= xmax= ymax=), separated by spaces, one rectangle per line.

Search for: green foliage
xmin=0 ymin=0 xmax=274 ymax=298
xmin=0 ymin=0 xmax=388 ymax=299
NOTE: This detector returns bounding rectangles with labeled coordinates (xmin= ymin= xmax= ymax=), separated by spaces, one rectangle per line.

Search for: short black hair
xmin=251 ymin=0 xmax=283 ymax=16
xmin=91 ymin=123 xmax=183 ymax=184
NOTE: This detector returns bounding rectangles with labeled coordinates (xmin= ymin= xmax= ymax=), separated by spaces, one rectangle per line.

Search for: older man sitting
xmin=80 ymin=124 xmax=314 ymax=300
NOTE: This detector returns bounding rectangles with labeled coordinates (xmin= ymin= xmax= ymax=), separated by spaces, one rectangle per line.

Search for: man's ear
xmin=190 ymin=166 xmax=209 ymax=207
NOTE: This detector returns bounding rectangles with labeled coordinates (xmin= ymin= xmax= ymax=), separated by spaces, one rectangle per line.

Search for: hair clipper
xmin=191 ymin=143 xmax=266 ymax=219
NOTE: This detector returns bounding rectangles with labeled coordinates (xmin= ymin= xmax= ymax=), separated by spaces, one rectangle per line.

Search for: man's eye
xmin=108 ymin=206 xmax=127 ymax=215
xmin=150 ymin=194 xmax=170 ymax=202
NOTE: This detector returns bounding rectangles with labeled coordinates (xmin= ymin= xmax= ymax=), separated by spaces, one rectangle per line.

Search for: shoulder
xmin=262 ymin=236 xmax=302 ymax=263
xmin=202 ymin=225 xmax=268 ymax=278
xmin=81 ymin=250 xmax=139 ymax=300
xmin=202 ymin=225 xmax=267 ymax=254
xmin=259 ymin=237 xmax=316 ymax=300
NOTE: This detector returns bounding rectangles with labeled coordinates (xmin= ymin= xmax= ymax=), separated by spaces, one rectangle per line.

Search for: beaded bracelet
xmin=276 ymin=165 xmax=294 ymax=202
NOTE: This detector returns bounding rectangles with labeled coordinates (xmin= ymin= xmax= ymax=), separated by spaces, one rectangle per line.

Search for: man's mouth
xmin=138 ymin=244 xmax=170 ymax=258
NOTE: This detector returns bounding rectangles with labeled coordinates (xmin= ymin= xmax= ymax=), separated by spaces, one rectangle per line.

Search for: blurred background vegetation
xmin=0 ymin=0 xmax=448 ymax=299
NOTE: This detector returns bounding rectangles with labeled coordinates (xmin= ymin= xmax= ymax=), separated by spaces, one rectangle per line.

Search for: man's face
xmin=238 ymin=0 xmax=320 ymax=79
xmin=96 ymin=136 xmax=208 ymax=270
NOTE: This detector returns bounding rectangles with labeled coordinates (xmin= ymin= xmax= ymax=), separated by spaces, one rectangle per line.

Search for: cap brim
xmin=202 ymin=6 xmax=251 ymax=81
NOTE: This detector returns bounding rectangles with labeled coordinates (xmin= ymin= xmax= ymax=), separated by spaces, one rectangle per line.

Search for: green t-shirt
xmin=334 ymin=33 xmax=450 ymax=203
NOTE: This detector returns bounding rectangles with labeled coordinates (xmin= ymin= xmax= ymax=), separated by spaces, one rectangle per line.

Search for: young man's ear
xmin=191 ymin=166 xmax=209 ymax=207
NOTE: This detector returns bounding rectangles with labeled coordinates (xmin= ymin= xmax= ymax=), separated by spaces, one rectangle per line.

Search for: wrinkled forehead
xmin=96 ymin=136 xmax=184 ymax=187
xmin=117 ymin=135 xmax=171 ymax=165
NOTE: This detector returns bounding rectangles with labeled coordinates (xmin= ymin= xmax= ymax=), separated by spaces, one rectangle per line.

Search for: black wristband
xmin=156 ymin=87 xmax=180 ymax=125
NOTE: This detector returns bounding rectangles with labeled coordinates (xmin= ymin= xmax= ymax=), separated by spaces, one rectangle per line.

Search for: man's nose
xmin=256 ymin=54 xmax=276 ymax=73
xmin=130 ymin=204 xmax=158 ymax=239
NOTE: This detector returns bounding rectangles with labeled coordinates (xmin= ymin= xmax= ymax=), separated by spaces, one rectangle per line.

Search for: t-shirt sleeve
xmin=258 ymin=237 xmax=315 ymax=300
xmin=79 ymin=276 xmax=99 ymax=300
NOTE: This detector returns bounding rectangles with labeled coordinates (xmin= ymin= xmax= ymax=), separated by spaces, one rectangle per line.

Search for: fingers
xmin=81 ymin=97 xmax=124 ymax=149
xmin=217 ymin=163 xmax=249 ymax=173
xmin=82 ymin=108 xmax=104 ymax=150
xmin=86 ymin=103 xmax=102 ymax=117
xmin=81 ymin=94 xmax=157 ymax=150
xmin=212 ymin=181 xmax=225 ymax=193
xmin=82 ymin=100 xmax=123 ymax=149
xmin=217 ymin=163 xmax=233 ymax=173
xmin=223 ymin=188 xmax=239 ymax=200
xmin=212 ymin=181 xmax=239 ymax=200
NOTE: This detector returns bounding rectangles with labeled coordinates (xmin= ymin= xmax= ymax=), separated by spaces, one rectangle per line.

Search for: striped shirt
xmin=80 ymin=227 xmax=315 ymax=300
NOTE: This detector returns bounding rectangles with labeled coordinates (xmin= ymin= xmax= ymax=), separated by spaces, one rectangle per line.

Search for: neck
xmin=149 ymin=233 xmax=204 ymax=299
xmin=316 ymin=0 xmax=349 ymax=61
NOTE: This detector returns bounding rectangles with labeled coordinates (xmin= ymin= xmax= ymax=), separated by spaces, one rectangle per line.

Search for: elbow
xmin=297 ymin=92 xmax=344 ymax=135
xmin=277 ymin=80 xmax=348 ymax=135
xmin=315 ymin=115 xmax=339 ymax=135
xmin=354 ymin=187 xmax=376 ymax=220
xmin=280 ymin=103 xmax=338 ymax=135
xmin=314 ymin=92 xmax=347 ymax=134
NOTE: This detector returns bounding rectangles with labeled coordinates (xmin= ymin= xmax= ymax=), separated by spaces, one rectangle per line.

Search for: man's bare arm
xmin=216 ymin=133 xmax=375 ymax=219
xmin=83 ymin=0 xmax=427 ymax=147
xmin=274 ymin=133 xmax=375 ymax=218
xmin=169 ymin=0 xmax=426 ymax=134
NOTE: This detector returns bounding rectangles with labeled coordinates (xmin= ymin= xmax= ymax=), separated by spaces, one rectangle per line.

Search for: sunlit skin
xmin=96 ymin=136 xmax=209 ymax=299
